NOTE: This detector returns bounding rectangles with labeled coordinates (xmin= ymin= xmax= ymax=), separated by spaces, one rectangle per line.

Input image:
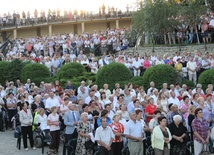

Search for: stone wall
xmin=128 ymin=44 xmax=214 ymax=55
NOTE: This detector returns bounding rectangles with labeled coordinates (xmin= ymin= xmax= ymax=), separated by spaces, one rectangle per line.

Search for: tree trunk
xmin=145 ymin=32 xmax=150 ymax=45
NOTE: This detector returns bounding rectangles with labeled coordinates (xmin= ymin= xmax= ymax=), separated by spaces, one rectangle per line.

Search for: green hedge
xmin=181 ymin=79 xmax=195 ymax=88
xmin=0 ymin=61 xmax=10 ymax=85
xmin=142 ymin=64 xmax=181 ymax=90
xmin=21 ymin=63 xmax=50 ymax=86
xmin=56 ymin=63 xmax=96 ymax=88
xmin=198 ymin=68 xmax=214 ymax=90
xmin=96 ymin=62 xmax=131 ymax=90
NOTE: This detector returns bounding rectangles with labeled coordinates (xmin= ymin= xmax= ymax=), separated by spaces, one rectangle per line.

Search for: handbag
xmin=200 ymin=144 xmax=210 ymax=155
xmin=84 ymin=140 xmax=94 ymax=150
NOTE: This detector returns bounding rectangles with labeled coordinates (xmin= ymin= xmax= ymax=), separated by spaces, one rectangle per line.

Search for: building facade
xmin=0 ymin=17 xmax=131 ymax=41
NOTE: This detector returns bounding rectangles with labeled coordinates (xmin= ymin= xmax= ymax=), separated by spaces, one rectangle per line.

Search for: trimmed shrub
xmin=198 ymin=68 xmax=214 ymax=90
xmin=130 ymin=76 xmax=145 ymax=87
xmin=181 ymin=79 xmax=195 ymax=88
xmin=57 ymin=62 xmax=87 ymax=87
xmin=0 ymin=61 xmax=10 ymax=85
xmin=57 ymin=63 xmax=86 ymax=80
xmin=21 ymin=63 xmax=50 ymax=86
xmin=96 ymin=62 xmax=131 ymax=90
xmin=7 ymin=59 xmax=32 ymax=82
xmin=142 ymin=64 xmax=181 ymax=90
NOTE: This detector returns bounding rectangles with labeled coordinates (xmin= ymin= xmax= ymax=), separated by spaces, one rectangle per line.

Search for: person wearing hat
xmin=124 ymin=110 xmax=144 ymax=155
xmin=109 ymin=113 xmax=124 ymax=155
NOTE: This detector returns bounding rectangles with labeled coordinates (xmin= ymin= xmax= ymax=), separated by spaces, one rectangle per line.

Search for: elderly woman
xmin=169 ymin=115 xmax=187 ymax=155
xmin=75 ymin=112 xmax=93 ymax=155
xmin=145 ymin=98 xmax=157 ymax=123
xmin=31 ymin=95 xmax=45 ymax=114
xmin=192 ymin=108 xmax=210 ymax=155
xmin=19 ymin=103 xmax=36 ymax=150
xmin=197 ymin=97 xmax=211 ymax=122
xmin=188 ymin=105 xmax=196 ymax=139
xmin=180 ymin=95 xmax=191 ymax=122
xmin=103 ymin=84 xmax=111 ymax=98
xmin=119 ymin=103 xmax=129 ymax=121
xmin=35 ymin=108 xmax=50 ymax=131
xmin=152 ymin=116 xmax=172 ymax=155
xmin=149 ymin=110 xmax=161 ymax=133
xmin=47 ymin=106 xmax=60 ymax=155
xmin=109 ymin=113 xmax=124 ymax=155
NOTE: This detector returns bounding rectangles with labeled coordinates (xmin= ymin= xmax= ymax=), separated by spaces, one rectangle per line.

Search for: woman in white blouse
xmin=35 ymin=108 xmax=49 ymax=131
xmin=19 ymin=103 xmax=36 ymax=150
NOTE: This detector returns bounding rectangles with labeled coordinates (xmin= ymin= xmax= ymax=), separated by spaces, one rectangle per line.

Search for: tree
xmin=179 ymin=0 xmax=207 ymax=44
xmin=207 ymin=0 xmax=214 ymax=11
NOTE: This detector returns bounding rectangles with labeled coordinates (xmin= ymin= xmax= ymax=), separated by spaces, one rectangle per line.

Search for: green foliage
xmin=0 ymin=61 xmax=10 ymax=85
xmin=57 ymin=63 xmax=86 ymax=80
xmin=130 ymin=76 xmax=145 ymax=87
xmin=142 ymin=64 xmax=181 ymax=90
xmin=198 ymin=69 xmax=214 ymax=90
xmin=207 ymin=0 xmax=214 ymax=11
xmin=56 ymin=63 xmax=97 ymax=88
xmin=21 ymin=63 xmax=50 ymax=86
xmin=7 ymin=59 xmax=32 ymax=82
xmin=181 ymin=79 xmax=195 ymax=88
xmin=96 ymin=62 xmax=131 ymax=90
xmin=132 ymin=0 xmax=180 ymax=34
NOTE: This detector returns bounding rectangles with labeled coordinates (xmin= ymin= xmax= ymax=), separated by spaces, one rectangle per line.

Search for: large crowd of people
xmin=0 ymin=77 xmax=214 ymax=155
xmin=0 ymin=5 xmax=131 ymax=28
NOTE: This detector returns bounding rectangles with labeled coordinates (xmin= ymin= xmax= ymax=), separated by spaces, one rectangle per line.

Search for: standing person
xmin=75 ymin=112 xmax=93 ymax=155
xmin=149 ymin=110 xmax=161 ymax=133
xmin=109 ymin=114 xmax=124 ymax=155
xmin=152 ymin=116 xmax=172 ymax=155
xmin=124 ymin=111 xmax=144 ymax=155
xmin=19 ymin=103 xmax=36 ymax=150
xmin=64 ymin=103 xmax=80 ymax=155
xmin=187 ymin=56 xmax=197 ymax=84
xmin=47 ymin=106 xmax=60 ymax=155
xmin=191 ymin=108 xmax=210 ymax=155
xmin=168 ymin=115 xmax=187 ymax=155
xmin=6 ymin=92 xmax=17 ymax=130
xmin=145 ymin=98 xmax=157 ymax=123
xmin=95 ymin=117 xmax=115 ymax=155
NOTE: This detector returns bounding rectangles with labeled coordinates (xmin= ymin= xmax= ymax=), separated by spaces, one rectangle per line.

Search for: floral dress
xmin=75 ymin=121 xmax=93 ymax=155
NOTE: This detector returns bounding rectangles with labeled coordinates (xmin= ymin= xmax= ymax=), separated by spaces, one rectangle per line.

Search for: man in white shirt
xmin=95 ymin=117 xmax=115 ymax=155
xmin=124 ymin=111 xmax=144 ymax=155
xmin=45 ymin=91 xmax=60 ymax=113
xmin=187 ymin=56 xmax=197 ymax=84
xmin=85 ymin=90 xmax=95 ymax=105
xmin=150 ymin=89 xmax=158 ymax=105
xmin=132 ymin=57 xmax=141 ymax=76
xmin=168 ymin=91 xmax=180 ymax=107
xmin=155 ymin=55 xmax=164 ymax=65
xmin=147 ymin=81 xmax=156 ymax=96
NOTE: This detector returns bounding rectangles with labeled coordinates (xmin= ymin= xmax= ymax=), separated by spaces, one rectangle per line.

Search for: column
xmin=81 ymin=22 xmax=85 ymax=33
xmin=49 ymin=25 xmax=52 ymax=37
xmin=116 ymin=20 xmax=119 ymax=29
xmin=13 ymin=29 xmax=17 ymax=39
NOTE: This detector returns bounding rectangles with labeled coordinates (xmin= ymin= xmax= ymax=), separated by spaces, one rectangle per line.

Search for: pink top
xmin=144 ymin=60 xmax=150 ymax=69
xmin=47 ymin=113 xmax=60 ymax=131
xmin=180 ymin=103 xmax=191 ymax=119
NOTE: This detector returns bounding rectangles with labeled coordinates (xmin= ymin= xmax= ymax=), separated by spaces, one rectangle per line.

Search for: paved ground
xmin=0 ymin=130 xmax=63 ymax=155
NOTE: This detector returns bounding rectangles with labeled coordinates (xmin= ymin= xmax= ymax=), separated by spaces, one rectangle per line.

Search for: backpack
xmin=14 ymin=125 xmax=22 ymax=138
